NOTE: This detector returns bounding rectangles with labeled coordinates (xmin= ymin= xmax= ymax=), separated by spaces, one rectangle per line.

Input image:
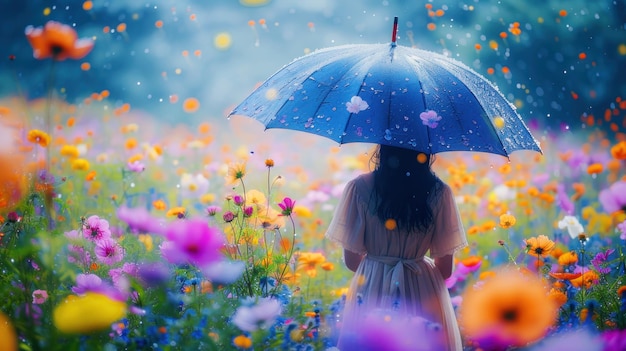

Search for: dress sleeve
xmin=325 ymin=178 xmax=367 ymax=255
xmin=429 ymin=183 xmax=468 ymax=258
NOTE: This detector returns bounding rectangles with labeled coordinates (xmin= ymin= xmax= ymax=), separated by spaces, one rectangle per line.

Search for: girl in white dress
xmin=326 ymin=145 xmax=467 ymax=351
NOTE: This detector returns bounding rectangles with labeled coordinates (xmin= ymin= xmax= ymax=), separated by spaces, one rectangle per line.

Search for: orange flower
xmin=524 ymin=235 xmax=556 ymax=258
xmin=458 ymin=269 xmax=558 ymax=348
xmin=27 ymin=129 xmax=51 ymax=147
xmin=610 ymin=141 xmax=626 ymax=160
xmin=152 ymin=199 xmax=167 ymax=211
xmin=166 ymin=206 xmax=186 ymax=218
xmin=617 ymin=285 xmax=626 ymax=297
xmin=586 ymin=163 xmax=603 ymax=175
xmin=571 ymin=183 xmax=585 ymax=201
xmin=557 ymin=251 xmax=578 ymax=266
xmin=548 ymin=288 xmax=567 ymax=307
xmin=25 ymin=21 xmax=94 ymax=60
xmin=499 ymin=213 xmax=516 ymax=228
xmin=298 ymin=252 xmax=326 ymax=278
xmin=569 ymin=270 xmax=599 ymax=289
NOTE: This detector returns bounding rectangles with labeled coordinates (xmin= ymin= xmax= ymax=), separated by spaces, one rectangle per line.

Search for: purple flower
xmin=243 ymin=206 xmax=254 ymax=218
xmin=116 ymin=206 xmax=165 ymax=235
xmin=83 ymin=215 xmax=112 ymax=242
xmin=591 ymin=249 xmax=615 ymax=274
xmin=232 ymin=194 xmax=245 ymax=206
xmin=161 ymin=218 xmax=225 ymax=266
xmin=598 ymin=180 xmax=626 ymax=214
xmin=278 ymin=197 xmax=296 ymax=216
xmin=95 ymin=238 xmax=125 ymax=265
xmin=420 ymin=110 xmax=442 ymax=128
xmin=72 ymin=273 xmax=103 ymax=295
xmin=602 ymin=329 xmax=626 ymax=351
xmin=557 ymin=184 xmax=575 ymax=215
xmin=202 ymin=260 xmax=245 ymax=285
xmin=127 ymin=160 xmax=145 ymax=172
xmin=206 ymin=205 xmax=221 ymax=216
xmin=32 ymin=289 xmax=48 ymax=304
xmin=67 ymin=245 xmax=91 ymax=266
xmin=232 ymin=297 xmax=282 ymax=332
xmin=223 ymin=211 xmax=236 ymax=223
xmin=109 ymin=262 xmax=139 ymax=290
xmin=137 ymin=262 xmax=170 ymax=287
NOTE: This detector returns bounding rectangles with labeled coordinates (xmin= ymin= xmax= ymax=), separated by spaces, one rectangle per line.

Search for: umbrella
xmin=229 ymin=17 xmax=541 ymax=157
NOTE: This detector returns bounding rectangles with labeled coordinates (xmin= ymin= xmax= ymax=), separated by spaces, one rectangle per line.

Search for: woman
xmin=326 ymin=145 xmax=467 ymax=351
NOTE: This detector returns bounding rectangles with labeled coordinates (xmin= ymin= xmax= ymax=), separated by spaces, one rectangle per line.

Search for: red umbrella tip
xmin=391 ymin=16 xmax=398 ymax=45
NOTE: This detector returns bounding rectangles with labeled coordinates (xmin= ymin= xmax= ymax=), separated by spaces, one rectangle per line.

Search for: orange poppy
xmin=25 ymin=21 xmax=94 ymax=60
xmin=549 ymin=272 xmax=582 ymax=280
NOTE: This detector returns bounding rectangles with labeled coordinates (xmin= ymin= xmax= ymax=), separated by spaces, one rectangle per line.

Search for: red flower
xmin=25 ymin=21 xmax=94 ymax=61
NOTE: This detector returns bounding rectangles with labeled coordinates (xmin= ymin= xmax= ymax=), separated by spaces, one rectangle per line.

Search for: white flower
xmin=557 ymin=215 xmax=585 ymax=239
xmin=346 ymin=96 xmax=369 ymax=114
xmin=490 ymin=184 xmax=517 ymax=202
xmin=232 ymin=297 xmax=281 ymax=332
xmin=179 ymin=173 xmax=209 ymax=199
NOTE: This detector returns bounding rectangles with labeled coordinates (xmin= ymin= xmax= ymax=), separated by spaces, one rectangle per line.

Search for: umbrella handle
xmin=391 ymin=16 xmax=398 ymax=46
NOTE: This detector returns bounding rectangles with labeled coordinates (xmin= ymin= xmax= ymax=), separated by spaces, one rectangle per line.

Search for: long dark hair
xmin=370 ymin=144 xmax=441 ymax=233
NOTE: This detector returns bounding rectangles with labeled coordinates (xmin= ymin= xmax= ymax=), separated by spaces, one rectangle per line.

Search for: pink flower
xmin=72 ymin=273 xmax=103 ymax=295
xmin=223 ymin=211 xmax=236 ymax=223
xmin=346 ymin=96 xmax=369 ymax=114
xmin=109 ymin=262 xmax=139 ymax=290
xmin=420 ymin=110 xmax=442 ymax=128
xmin=161 ymin=218 xmax=225 ymax=266
xmin=206 ymin=205 xmax=221 ymax=216
xmin=83 ymin=215 xmax=112 ymax=242
xmin=32 ymin=289 xmax=48 ymax=304
xmin=278 ymin=197 xmax=296 ymax=216
xmin=95 ymin=238 xmax=125 ymax=265
xmin=127 ymin=160 xmax=145 ymax=172
xmin=116 ymin=206 xmax=165 ymax=235
xmin=618 ymin=220 xmax=626 ymax=240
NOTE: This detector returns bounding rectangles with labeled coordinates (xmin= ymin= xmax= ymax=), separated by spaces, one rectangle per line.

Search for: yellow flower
xmin=298 ymin=252 xmax=326 ymax=278
xmin=60 ymin=144 xmax=80 ymax=158
xmin=71 ymin=158 xmax=90 ymax=171
xmin=53 ymin=293 xmax=126 ymax=334
xmin=293 ymin=205 xmax=312 ymax=218
xmin=27 ymin=129 xmax=51 ymax=147
xmin=499 ymin=213 xmax=516 ymax=228
xmin=0 ymin=311 xmax=17 ymax=351
xmin=524 ymin=235 xmax=556 ymax=258
xmin=226 ymin=162 xmax=246 ymax=184
xmin=153 ymin=199 xmax=167 ymax=210
xmin=245 ymin=189 xmax=266 ymax=206
xmin=138 ymin=234 xmax=153 ymax=251
xmin=166 ymin=206 xmax=186 ymax=218
xmin=557 ymin=251 xmax=578 ymax=266
xmin=321 ymin=262 xmax=334 ymax=271
xmin=458 ymin=269 xmax=558 ymax=348
xmin=233 ymin=335 xmax=252 ymax=349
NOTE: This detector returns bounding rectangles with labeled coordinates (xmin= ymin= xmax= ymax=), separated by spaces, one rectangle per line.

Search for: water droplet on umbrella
xmin=384 ymin=129 xmax=392 ymax=140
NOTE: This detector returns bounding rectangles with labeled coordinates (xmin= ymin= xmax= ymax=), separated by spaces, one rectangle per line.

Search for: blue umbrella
xmin=230 ymin=17 xmax=541 ymax=157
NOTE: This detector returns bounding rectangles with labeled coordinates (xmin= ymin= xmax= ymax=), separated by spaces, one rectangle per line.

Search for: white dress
xmin=326 ymin=172 xmax=467 ymax=351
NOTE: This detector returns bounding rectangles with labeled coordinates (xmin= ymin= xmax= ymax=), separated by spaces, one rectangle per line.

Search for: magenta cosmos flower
xmin=278 ymin=197 xmax=296 ymax=216
xmin=95 ymin=238 xmax=125 ymax=265
xmin=161 ymin=218 xmax=225 ymax=266
xmin=598 ymin=180 xmax=626 ymax=214
xmin=83 ymin=215 xmax=112 ymax=242
xmin=116 ymin=205 xmax=165 ymax=235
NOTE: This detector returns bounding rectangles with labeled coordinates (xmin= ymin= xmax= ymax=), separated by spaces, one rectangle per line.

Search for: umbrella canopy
xmin=230 ymin=21 xmax=541 ymax=157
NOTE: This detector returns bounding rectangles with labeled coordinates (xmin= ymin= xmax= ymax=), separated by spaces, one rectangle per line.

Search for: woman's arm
xmin=344 ymin=249 xmax=364 ymax=272
xmin=434 ymin=254 xmax=454 ymax=279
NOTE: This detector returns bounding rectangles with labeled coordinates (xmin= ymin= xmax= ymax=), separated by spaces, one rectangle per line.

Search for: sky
xmin=1 ymin=0 xmax=625 ymax=139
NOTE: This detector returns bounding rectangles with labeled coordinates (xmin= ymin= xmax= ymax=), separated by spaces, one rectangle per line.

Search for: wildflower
xmin=233 ymin=194 xmax=245 ymax=206
xmin=458 ymin=269 xmax=558 ymax=349
xmin=265 ymin=158 xmax=274 ymax=167
xmin=321 ymin=262 xmax=335 ymax=271
xmin=95 ymin=238 xmax=125 ymax=265
xmin=127 ymin=160 xmax=145 ymax=172
xmin=298 ymin=252 xmax=326 ymax=278
xmin=557 ymin=251 xmax=578 ymax=266
xmin=72 ymin=273 xmax=103 ymax=295
xmin=524 ymin=235 xmax=556 ymax=258
xmin=233 ymin=335 xmax=252 ymax=349
xmin=598 ymin=180 xmax=626 ymax=214
xmin=206 ymin=205 xmax=221 ymax=216
xmin=243 ymin=206 xmax=254 ymax=217
xmin=570 ymin=270 xmax=599 ymax=289
xmin=245 ymin=189 xmax=266 ymax=206
xmin=202 ymin=260 xmax=245 ymax=285
xmin=166 ymin=206 xmax=186 ymax=218
xmin=226 ymin=162 xmax=247 ymax=184
xmin=83 ymin=215 xmax=112 ymax=242
xmin=618 ymin=220 xmax=626 ymax=240
xmin=278 ymin=197 xmax=296 ymax=216
xmin=71 ymin=158 xmax=90 ymax=171
xmin=586 ymin=163 xmax=603 ymax=175
xmin=161 ymin=218 xmax=225 ymax=266
xmin=60 ymin=144 xmax=80 ymax=158
xmin=180 ymin=173 xmax=209 ymax=199
xmin=153 ymin=199 xmax=167 ymax=210
xmin=610 ymin=141 xmax=626 ymax=160
xmin=557 ymin=215 xmax=585 ymax=239
xmin=116 ymin=205 xmax=164 ymax=234
xmin=232 ymin=297 xmax=281 ymax=332
xmin=499 ymin=213 xmax=516 ymax=228
xmin=591 ymin=249 xmax=614 ymax=274
xmin=25 ymin=21 xmax=94 ymax=60
xmin=27 ymin=129 xmax=51 ymax=147
xmin=223 ymin=211 xmax=236 ymax=223
xmin=53 ymin=293 xmax=125 ymax=334
xmin=32 ymin=289 xmax=49 ymax=304
xmin=0 ymin=311 xmax=17 ymax=351
xmin=548 ymin=288 xmax=568 ymax=307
